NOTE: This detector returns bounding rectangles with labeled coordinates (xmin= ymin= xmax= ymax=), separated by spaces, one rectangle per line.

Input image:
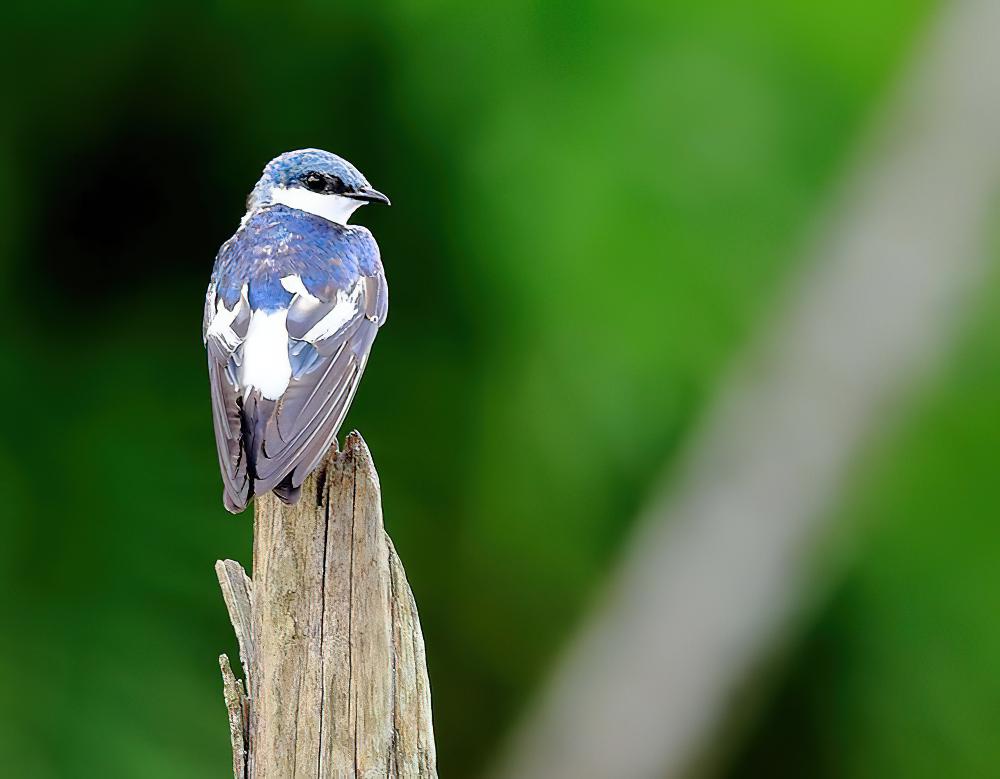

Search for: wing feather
xmin=205 ymin=286 xmax=251 ymax=511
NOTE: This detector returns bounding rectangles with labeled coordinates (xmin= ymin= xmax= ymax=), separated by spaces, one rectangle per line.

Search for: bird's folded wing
xmin=204 ymin=283 xmax=251 ymax=512
xmin=252 ymin=275 xmax=384 ymax=493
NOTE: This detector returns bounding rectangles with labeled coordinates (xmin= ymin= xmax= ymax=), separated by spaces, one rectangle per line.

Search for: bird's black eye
xmin=302 ymin=172 xmax=328 ymax=193
xmin=301 ymin=171 xmax=347 ymax=195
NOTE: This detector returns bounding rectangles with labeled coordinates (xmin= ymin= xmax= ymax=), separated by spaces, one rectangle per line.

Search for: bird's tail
xmin=239 ymin=389 xmax=275 ymax=499
xmin=238 ymin=389 xmax=303 ymax=507
xmin=272 ymin=475 xmax=302 ymax=505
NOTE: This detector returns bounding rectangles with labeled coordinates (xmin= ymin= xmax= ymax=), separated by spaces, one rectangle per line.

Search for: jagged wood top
xmin=217 ymin=432 xmax=436 ymax=778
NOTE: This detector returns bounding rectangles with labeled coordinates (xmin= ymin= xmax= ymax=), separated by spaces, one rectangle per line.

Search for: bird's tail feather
xmin=239 ymin=389 xmax=277 ymax=497
xmin=272 ymin=474 xmax=302 ymax=505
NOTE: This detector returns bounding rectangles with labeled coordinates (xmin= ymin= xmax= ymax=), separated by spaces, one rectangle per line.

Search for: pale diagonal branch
xmin=491 ymin=2 xmax=1000 ymax=777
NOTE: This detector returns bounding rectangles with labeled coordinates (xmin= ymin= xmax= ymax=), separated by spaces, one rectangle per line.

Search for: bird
xmin=203 ymin=149 xmax=390 ymax=513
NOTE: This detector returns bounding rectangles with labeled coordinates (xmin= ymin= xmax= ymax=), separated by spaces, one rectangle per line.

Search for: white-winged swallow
xmin=203 ymin=149 xmax=390 ymax=513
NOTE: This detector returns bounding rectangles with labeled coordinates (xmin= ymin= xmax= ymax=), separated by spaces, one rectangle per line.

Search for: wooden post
xmin=216 ymin=432 xmax=437 ymax=778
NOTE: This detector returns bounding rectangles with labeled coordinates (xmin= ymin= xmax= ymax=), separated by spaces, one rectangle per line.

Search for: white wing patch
xmin=306 ymin=283 xmax=364 ymax=341
xmin=281 ymin=274 xmax=364 ymax=341
xmin=240 ymin=309 xmax=292 ymax=399
xmin=205 ymin=283 xmax=248 ymax=349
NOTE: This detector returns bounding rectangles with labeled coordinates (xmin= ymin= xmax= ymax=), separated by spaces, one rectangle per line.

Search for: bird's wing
xmin=251 ymin=270 xmax=386 ymax=499
xmin=203 ymin=280 xmax=252 ymax=512
xmin=205 ymin=207 xmax=387 ymax=512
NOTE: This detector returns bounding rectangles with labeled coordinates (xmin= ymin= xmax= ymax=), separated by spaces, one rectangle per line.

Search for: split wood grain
xmin=218 ymin=432 xmax=436 ymax=778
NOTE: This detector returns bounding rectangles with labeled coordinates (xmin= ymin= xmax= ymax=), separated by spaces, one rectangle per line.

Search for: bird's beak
xmin=349 ymin=186 xmax=391 ymax=206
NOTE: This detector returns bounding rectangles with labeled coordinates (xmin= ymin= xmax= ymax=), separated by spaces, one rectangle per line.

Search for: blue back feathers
xmin=212 ymin=205 xmax=381 ymax=311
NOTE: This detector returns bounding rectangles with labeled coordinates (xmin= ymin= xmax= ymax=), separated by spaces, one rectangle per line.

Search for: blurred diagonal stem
xmin=491 ymin=2 xmax=1000 ymax=778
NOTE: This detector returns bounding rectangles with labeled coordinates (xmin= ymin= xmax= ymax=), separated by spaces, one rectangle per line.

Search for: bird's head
xmin=246 ymin=148 xmax=390 ymax=225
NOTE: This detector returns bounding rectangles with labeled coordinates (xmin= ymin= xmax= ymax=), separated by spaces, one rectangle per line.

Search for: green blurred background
xmin=6 ymin=1 xmax=1000 ymax=777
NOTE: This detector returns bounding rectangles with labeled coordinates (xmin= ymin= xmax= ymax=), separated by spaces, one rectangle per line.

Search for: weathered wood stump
xmin=217 ymin=432 xmax=437 ymax=778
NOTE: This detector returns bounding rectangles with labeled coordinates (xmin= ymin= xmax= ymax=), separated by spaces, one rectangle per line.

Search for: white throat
xmin=269 ymin=186 xmax=364 ymax=225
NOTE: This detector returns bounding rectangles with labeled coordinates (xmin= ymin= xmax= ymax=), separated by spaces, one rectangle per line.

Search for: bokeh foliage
xmin=9 ymin=1 xmax=1000 ymax=778
xmin=734 ymin=262 xmax=1000 ymax=779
